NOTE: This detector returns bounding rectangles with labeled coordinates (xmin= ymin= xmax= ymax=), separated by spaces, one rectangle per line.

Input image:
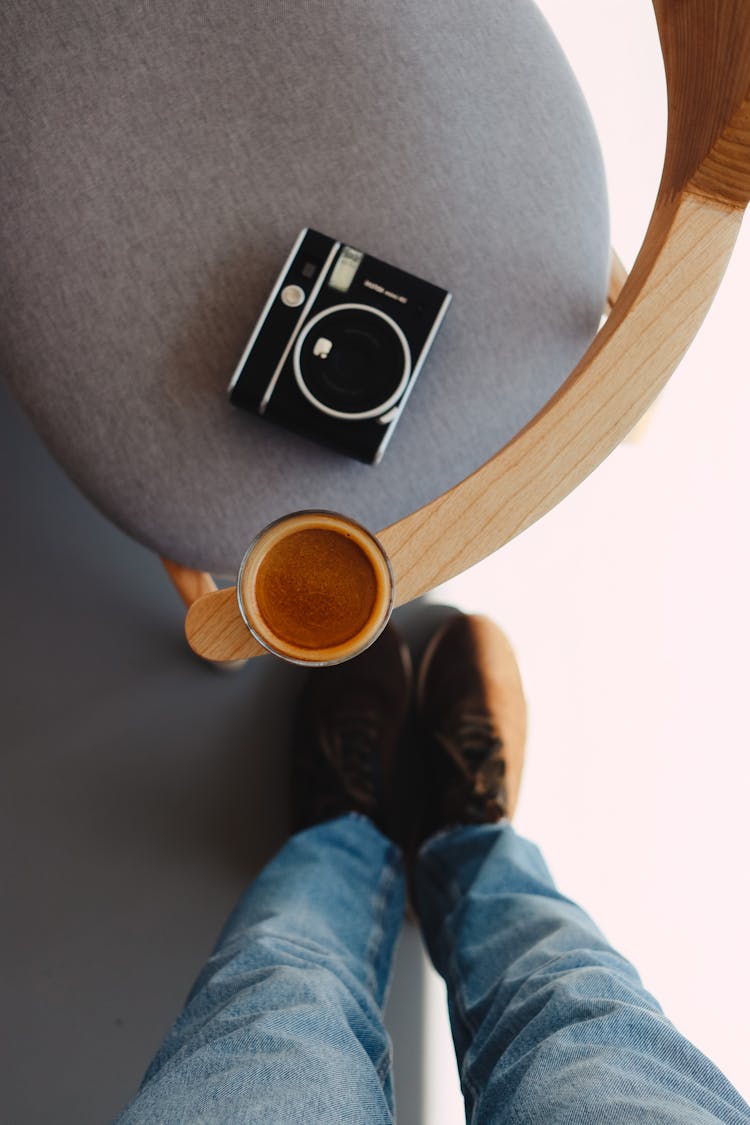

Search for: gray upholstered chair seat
xmin=1 ymin=0 xmax=609 ymax=576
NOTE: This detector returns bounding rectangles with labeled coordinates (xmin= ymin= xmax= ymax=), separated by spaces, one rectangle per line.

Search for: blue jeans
xmin=116 ymin=815 xmax=749 ymax=1124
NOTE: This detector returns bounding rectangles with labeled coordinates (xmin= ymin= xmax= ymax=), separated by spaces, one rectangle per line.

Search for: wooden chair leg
xmin=606 ymin=247 xmax=628 ymax=314
xmin=161 ymin=558 xmax=248 ymax=669
xmin=161 ymin=558 xmax=217 ymax=607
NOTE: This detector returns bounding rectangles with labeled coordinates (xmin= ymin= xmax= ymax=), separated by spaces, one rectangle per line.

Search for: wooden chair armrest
xmin=185 ymin=0 xmax=750 ymax=662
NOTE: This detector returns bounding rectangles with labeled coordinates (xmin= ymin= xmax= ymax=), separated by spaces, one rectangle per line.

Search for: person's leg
xmin=116 ymin=625 xmax=413 ymax=1125
xmin=413 ymin=613 xmax=750 ymax=1124
xmin=117 ymin=814 xmax=404 ymax=1125
xmin=415 ymin=822 xmax=749 ymax=1124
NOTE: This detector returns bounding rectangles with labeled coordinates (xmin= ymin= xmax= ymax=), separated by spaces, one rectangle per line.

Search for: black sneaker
xmin=290 ymin=624 xmax=413 ymax=843
xmin=416 ymin=613 xmax=527 ymax=842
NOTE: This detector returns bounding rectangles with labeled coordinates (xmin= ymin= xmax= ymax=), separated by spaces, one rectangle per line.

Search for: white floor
xmin=419 ymin=3 xmax=750 ymax=1116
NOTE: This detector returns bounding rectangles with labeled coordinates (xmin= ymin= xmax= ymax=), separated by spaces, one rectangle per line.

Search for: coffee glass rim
xmin=236 ymin=509 xmax=395 ymax=667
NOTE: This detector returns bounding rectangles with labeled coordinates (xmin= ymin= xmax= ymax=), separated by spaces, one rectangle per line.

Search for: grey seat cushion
xmin=0 ymin=0 xmax=608 ymax=576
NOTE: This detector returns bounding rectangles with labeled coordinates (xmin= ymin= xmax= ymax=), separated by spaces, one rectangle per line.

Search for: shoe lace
xmin=324 ymin=707 xmax=382 ymax=810
xmin=436 ymin=710 xmax=507 ymax=818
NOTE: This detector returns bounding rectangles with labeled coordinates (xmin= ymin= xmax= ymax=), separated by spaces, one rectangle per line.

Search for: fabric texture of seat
xmin=0 ymin=0 xmax=609 ymax=576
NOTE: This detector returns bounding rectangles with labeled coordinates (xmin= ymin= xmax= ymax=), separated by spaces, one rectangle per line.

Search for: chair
xmin=3 ymin=2 xmax=748 ymax=664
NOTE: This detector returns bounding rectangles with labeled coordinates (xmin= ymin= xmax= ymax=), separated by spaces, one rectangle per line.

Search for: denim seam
xmin=375 ymin=1047 xmax=392 ymax=1084
xmin=364 ymin=847 xmax=400 ymax=1095
xmin=364 ymin=846 xmax=400 ymax=1000
xmin=419 ymin=849 xmax=483 ymax=1104
xmin=445 ymin=896 xmax=483 ymax=1105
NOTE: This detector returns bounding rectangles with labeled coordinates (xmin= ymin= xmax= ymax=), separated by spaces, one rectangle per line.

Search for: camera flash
xmin=328 ymin=246 xmax=363 ymax=293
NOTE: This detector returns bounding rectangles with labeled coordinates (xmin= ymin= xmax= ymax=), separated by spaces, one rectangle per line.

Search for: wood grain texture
xmin=655 ymin=0 xmax=750 ymax=206
xmin=380 ymin=194 xmax=742 ymax=604
xmin=186 ymin=586 xmax=266 ymax=660
xmin=162 ymin=558 xmax=217 ymax=607
xmin=184 ymin=0 xmax=750 ymax=663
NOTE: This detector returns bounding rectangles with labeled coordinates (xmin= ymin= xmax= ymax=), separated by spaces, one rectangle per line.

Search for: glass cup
xmin=236 ymin=510 xmax=394 ymax=666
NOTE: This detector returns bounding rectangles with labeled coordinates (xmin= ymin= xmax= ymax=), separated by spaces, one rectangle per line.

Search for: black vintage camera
xmin=228 ymin=229 xmax=452 ymax=464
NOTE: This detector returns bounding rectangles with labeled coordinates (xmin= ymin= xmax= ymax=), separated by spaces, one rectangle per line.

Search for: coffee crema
xmin=237 ymin=512 xmax=393 ymax=665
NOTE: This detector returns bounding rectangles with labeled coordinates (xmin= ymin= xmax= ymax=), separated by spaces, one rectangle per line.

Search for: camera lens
xmin=294 ymin=305 xmax=410 ymax=420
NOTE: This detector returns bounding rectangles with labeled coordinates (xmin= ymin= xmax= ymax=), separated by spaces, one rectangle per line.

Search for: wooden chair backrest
xmin=186 ymin=0 xmax=750 ymax=662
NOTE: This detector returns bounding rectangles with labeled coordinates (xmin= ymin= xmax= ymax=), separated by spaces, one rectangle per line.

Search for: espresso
xmin=256 ymin=528 xmax=378 ymax=650
xmin=238 ymin=512 xmax=393 ymax=663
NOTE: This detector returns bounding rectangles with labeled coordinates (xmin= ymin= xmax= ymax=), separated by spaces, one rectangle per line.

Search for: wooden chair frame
xmin=177 ymin=0 xmax=750 ymax=663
